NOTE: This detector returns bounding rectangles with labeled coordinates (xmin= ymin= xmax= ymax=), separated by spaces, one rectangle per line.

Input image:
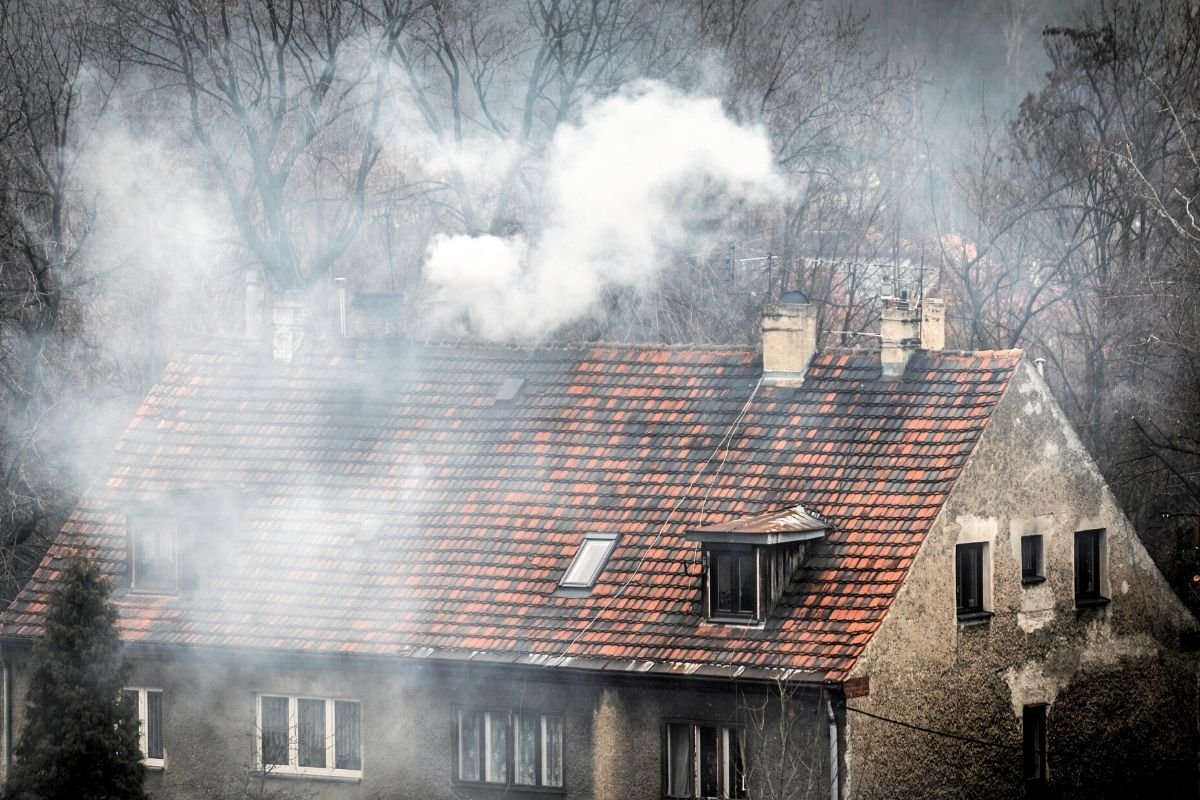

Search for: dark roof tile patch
xmin=1 ymin=344 xmax=1021 ymax=681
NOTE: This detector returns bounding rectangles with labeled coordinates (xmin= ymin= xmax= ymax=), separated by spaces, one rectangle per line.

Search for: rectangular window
xmin=1074 ymin=529 xmax=1107 ymax=605
xmin=454 ymin=708 xmax=564 ymax=789
xmin=709 ymin=548 xmax=758 ymax=620
xmin=129 ymin=517 xmax=178 ymax=594
xmin=256 ymin=694 xmax=362 ymax=778
xmin=1021 ymin=535 xmax=1044 ymax=584
xmin=123 ymin=688 xmax=165 ymax=768
xmin=1023 ymin=705 xmax=1048 ymax=794
xmin=955 ymin=542 xmax=988 ymax=616
xmin=664 ymin=722 xmax=745 ymax=799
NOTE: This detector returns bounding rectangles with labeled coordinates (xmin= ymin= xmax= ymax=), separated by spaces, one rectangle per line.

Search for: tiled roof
xmin=0 ymin=342 xmax=1021 ymax=682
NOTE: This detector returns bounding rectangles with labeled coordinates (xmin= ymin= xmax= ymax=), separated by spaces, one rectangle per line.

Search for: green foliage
xmin=3 ymin=555 xmax=145 ymax=800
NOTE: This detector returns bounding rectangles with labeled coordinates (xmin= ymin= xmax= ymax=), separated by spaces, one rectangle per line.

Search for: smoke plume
xmin=423 ymin=81 xmax=783 ymax=340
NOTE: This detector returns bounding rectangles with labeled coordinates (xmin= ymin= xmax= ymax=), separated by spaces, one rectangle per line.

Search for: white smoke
xmin=423 ymin=81 xmax=784 ymax=340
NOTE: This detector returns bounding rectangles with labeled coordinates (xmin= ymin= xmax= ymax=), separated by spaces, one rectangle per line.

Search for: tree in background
xmin=3 ymin=554 xmax=145 ymax=800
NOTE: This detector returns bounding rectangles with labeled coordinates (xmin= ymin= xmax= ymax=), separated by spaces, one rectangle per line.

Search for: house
xmin=0 ymin=291 xmax=1195 ymax=799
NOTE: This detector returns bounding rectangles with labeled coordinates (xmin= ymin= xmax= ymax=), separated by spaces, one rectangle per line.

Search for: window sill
xmin=705 ymin=615 xmax=762 ymax=627
xmin=256 ymin=769 xmax=362 ymax=783
xmin=1021 ymin=576 xmax=1046 ymax=586
xmin=451 ymin=782 xmax=565 ymax=795
xmin=956 ymin=610 xmax=994 ymax=626
xmin=1075 ymin=596 xmax=1110 ymax=609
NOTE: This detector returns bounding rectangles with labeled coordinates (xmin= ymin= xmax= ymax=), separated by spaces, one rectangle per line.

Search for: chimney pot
xmin=762 ymin=295 xmax=817 ymax=385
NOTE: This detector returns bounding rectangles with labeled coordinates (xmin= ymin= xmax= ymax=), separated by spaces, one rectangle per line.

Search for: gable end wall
xmin=842 ymin=359 xmax=1198 ymax=800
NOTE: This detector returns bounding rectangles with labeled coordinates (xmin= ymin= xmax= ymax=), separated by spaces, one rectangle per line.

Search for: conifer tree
xmin=4 ymin=554 xmax=145 ymax=800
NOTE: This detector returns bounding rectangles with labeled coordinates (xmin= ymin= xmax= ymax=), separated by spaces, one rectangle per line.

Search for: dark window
xmin=258 ymin=695 xmax=362 ymax=775
xmin=1023 ymin=705 xmax=1048 ymax=795
xmin=123 ymin=688 xmax=165 ymax=766
xmin=130 ymin=517 xmax=178 ymax=594
xmin=454 ymin=708 xmax=563 ymax=788
xmin=955 ymin=542 xmax=987 ymax=616
xmin=1021 ymin=535 xmax=1044 ymax=583
xmin=710 ymin=549 xmax=757 ymax=619
xmin=665 ymin=722 xmax=745 ymax=799
xmin=1074 ymin=530 xmax=1106 ymax=604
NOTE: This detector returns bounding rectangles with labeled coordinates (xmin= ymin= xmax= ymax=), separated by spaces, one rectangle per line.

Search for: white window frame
xmin=125 ymin=687 xmax=165 ymax=769
xmin=128 ymin=516 xmax=179 ymax=595
xmin=453 ymin=707 xmax=564 ymax=789
xmin=665 ymin=721 xmax=745 ymax=799
xmin=255 ymin=694 xmax=363 ymax=780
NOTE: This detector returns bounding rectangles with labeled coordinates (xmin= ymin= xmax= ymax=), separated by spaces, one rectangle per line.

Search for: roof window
xmin=560 ymin=533 xmax=618 ymax=589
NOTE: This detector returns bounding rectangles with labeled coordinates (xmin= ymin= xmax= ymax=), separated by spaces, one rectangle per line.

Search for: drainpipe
xmin=827 ymin=698 xmax=840 ymax=800
xmin=2 ymin=651 xmax=11 ymax=772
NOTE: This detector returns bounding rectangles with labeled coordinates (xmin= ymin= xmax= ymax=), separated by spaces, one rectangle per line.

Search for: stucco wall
xmin=1 ymin=648 xmax=830 ymax=800
xmin=844 ymin=360 xmax=1199 ymax=800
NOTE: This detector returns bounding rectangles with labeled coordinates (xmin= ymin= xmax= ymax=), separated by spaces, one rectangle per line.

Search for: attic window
xmin=560 ymin=533 xmax=618 ymax=588
xmin=130 ymin=517 xmax=179 ymax=594
xmin=495 ymin=377 xmax=525 ymax=403
xmin=685 ymin=505 xmax=828 ymax=625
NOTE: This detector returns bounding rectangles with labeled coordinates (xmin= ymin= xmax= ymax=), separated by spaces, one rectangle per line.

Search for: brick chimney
xmin=880 ymin=295 xmax=945 ymax=378
xmin=272 ymin=292 xmax=309 ymax=363
xmin=762 ymin=291 xmax=818 ymax=385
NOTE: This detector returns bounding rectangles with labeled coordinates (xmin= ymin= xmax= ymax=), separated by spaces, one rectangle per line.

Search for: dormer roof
xmin=685 ymin=505 xmax=830 ymax=546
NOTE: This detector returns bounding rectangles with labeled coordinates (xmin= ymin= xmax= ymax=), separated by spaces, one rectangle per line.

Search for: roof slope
xmin=1 ymin=343 xmax=1021 ymax=681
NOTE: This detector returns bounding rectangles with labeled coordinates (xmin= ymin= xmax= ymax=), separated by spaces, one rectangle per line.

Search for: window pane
xmin=298 ymin=699 xmax=326 ymax=768
xmin=736 ymin=555 xmax=755 ymax=614
xmin=515 ymin=713 xmax=538 ymax=785
xmin=146 ymin=691 xmax=164 ymax=760
xmin=134 ymin=520 xmax=177 ymax=591
xmin=485 ymin=711 xmax=508 ymax=783
xmin=1076 ymin=531 xmax=1103 ymax=599
xmin=728 ymin=728 xmax=745 ymax=798
xmin=542 ymin=715 xmax=563 ymax=788
xmin=261 ymin=696 xmax=290 ymax=766
xmin=1021 ymin=536 xmax=1041 ymax=579
xmin=715 ymin=554 xmax=734 ymax=613
xmin=1023 ymin=705 xmax=1047 ymax=781
xmin=956 ymin=543 xmax=984 ymax=612
xmin=458 ymin=710 xmax=481 ymax=782
xmin=334 ymin=701 xmax=361 ymax=771
xmin=667 ymin=723 xmax=693 ymax=797
xmin=699 ymin=725 xmax=720 ymax=797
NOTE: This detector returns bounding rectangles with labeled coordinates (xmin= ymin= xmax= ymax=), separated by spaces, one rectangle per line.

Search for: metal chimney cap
xmin=779 ymin=290 xmax=810 ymax=305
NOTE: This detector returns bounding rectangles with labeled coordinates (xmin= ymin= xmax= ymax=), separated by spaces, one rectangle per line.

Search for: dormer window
xmin=560 ymin=533 xmax=618 ymax=589
xmin=130 ymin=516 xmax=179 ymax=594
xmin=687 ymin=505 xmax=829 ymax=625
xmin=126 ymin=488 xmax=243 ymax=596
xmin=710 ymin=547 xmax=758 ymax=620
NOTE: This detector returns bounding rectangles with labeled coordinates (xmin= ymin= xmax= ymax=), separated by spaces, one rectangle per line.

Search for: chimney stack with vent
xmin=762 ymin=291 xmax=817 ymax=385
xmin=272 ymin=292 xmax=309 ymax=363
xmin=880 ymin=294 xmax=945 ymax=378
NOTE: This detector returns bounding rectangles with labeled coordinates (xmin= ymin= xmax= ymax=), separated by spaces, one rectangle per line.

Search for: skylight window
xmin=560 ymin=533 xmax=618 ymax=588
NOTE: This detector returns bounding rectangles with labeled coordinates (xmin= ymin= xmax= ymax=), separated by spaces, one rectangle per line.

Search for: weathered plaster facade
xmin=844 ymin=361 xmax=1199 ymax=799
xmin=1 ymin=648 xmax=832 ymax=800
